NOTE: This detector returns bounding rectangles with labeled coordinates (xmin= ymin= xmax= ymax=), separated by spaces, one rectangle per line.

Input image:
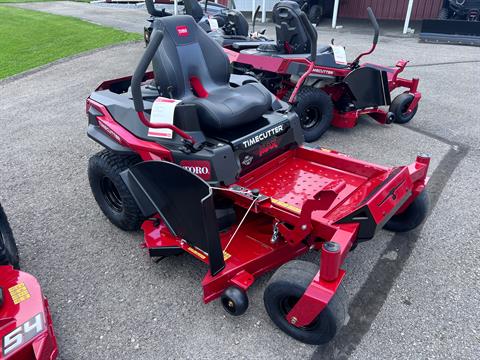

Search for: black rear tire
xmin=286 ymin=87 xmax=334 ymax=142
xmin=438 ymin=8 xmax=449 ymax=20
xmin=308 ymin=4 xmax=324 ymax=25
xmin=264 ymin=260 xmax=346 ymax=344
xmin=88 ymin=150 xmax=144 ymax=231
xmin=390 ymin=93 xmax=418 ymax=124
xmin=384 ymin=191 xmax=429 ymax=232
xmin=0 ymin=203 xmax=20 ymax=269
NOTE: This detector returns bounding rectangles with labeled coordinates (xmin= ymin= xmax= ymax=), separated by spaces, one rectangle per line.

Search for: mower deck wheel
xmin=384 ymin=191 xmax=429 ymax=232
xmin=264 ymin=260 xmax=346 ymax=344
xmin=88 ymin=150 xmax=144 ymax=231
xmin=0 ymin=203 xmax=20 ymax=269
xmin=221 ymin=286 xmax=249 ymax=316
xmin=390 ymin=93 xmax=418 ymax=124
xmin=287 ymin=86 xmax=334 ymax=142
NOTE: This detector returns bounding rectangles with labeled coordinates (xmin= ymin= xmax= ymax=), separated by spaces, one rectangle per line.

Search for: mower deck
xmin=141 ymin=146 xmax=429 ymax=310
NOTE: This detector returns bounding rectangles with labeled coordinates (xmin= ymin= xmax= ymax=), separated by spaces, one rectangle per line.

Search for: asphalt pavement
xmin=1 ymin=2 xmax=479 ymax=359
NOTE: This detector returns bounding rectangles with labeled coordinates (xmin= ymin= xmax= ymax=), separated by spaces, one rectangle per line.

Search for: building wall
xmin=338 ymin=0 xmax=444 ymax=20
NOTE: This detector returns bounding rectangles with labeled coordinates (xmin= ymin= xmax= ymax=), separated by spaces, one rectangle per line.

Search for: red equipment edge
xmin=0 ymin=266 xmax=58 ymax=360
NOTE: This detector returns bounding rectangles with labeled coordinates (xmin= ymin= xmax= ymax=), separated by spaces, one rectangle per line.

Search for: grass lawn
xmin=0 ymin=6 xmax=141 ymax=79
xmin=0 ymin=1 xmax=64 ymax=3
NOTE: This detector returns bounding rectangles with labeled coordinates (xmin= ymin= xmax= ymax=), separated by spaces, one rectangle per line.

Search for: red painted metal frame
xmin=88 ymin=74 xmax=430 ymax=330
xmin=0 ymin=266 xmax=58 ymax=360
xmin=136 ymin=145 xmax=429 ymax=327
xmin=225 ymin=48 xmax=422 ymax=128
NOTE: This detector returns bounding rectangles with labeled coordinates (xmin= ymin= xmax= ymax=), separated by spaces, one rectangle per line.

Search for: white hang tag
xmin=330 ymin=45 xmax=347 ymax=65
xmin=147 ymin=97 xmax=181 ymax=139
xmin=208 ymin=18 xmax=219 ymax=31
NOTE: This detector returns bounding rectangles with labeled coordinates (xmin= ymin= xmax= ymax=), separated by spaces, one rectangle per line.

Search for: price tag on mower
xmin=148 ymin=97 xmax=181 ymax=139
xmin=207 ymin=18 xmax=219 ymax=31
xmin=330 ymin=45 xmax=347 ymax=65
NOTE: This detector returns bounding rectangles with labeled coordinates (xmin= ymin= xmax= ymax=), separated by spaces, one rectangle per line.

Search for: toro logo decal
xmin=176 ymin=26 xmax=189 ymax=37
xmin=180 ymin=160 xmax=211 ymax=180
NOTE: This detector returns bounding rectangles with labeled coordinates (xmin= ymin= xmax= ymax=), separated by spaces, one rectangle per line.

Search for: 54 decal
xmin=2 ymin=313 xmax=44 ymax=357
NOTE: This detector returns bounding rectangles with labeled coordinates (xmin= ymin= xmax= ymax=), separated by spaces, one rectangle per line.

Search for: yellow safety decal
xmin=223 ymin=251 xmax=231 ymax=261
xmin=8 ymin=283 xmax=31 ymax=305
xmin=186 ymin=246 xmax=207 ymax=260
xmin=271 ymin=198 xmax=301 ymax=214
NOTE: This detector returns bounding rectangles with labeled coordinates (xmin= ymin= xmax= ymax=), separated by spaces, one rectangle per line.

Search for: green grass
xmin=0 ymin=6 xmax=141 ymax=79
xmin=0 ymin=1 xmax=61 ymax=3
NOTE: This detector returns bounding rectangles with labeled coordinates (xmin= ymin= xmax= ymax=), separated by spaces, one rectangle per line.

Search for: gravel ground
xmin=1 ymin=2 xmax=479 ymax=359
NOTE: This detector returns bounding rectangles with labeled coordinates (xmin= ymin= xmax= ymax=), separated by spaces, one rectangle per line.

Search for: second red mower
xmin=226 ymin=1 xmax=421 ymax=141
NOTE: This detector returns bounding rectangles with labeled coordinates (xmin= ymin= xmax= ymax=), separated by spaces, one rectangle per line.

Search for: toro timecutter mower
xmin=86 ymin=15 xmax=430 ymax=344
xmin=226 ymin=1 xmax=422 ymax=142
xmin=0 ymin=203 xmax=58 ymax=359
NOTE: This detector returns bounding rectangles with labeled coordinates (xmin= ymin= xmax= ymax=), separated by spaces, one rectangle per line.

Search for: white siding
xmin=234 ymin=0 xmax=278 ymax=12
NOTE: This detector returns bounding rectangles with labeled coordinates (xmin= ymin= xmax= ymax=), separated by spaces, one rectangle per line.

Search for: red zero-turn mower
xmin=0 ymin=203 xmax=58 ymax=359
xmin=86 ymin=15 xmax=430 ymax=344
xmin=225 ymin=1 xmax=422 ymax=142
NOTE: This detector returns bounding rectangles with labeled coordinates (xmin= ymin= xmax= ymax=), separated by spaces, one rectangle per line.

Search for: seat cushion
xmin=186 ymin=83 xmax=272 ymax=130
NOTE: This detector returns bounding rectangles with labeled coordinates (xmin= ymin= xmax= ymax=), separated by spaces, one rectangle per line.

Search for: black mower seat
xmin=151 ymin=15 xmax=272 ymax=131
xmin=186 ymin=83 xmax=271 ymax=130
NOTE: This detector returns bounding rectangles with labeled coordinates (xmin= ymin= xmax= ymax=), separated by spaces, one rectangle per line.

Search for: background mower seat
xmin=151 ymin=15 xmax=272 ymax=131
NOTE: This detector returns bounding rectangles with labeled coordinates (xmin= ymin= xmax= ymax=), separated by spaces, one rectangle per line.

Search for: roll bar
xmin=131 ymin=30 xmax=195 ymax=143
xmin=252 ymin=5 xmax=261 ymax=33
xmin=299 ymin=11 xmax=317 ymax=62
xmin=145 ymin=0 xmax=167 ymax=17
xmin=351 ymin=7 xmax=380 ymax=68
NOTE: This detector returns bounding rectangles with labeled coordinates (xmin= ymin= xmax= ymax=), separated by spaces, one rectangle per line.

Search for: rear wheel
xmin=438 ymin=8 xmax=449 ymax=20
xmin=384 ymin=191 xmax=429 ymax=232
xmin=264 ymin=260 xmax=346 ymax=344
xmin=88 ymin=150 xmax=144 ymax=231
xmin=286 ymin=87 xmax=334 ymax=142
xmin=390 ymin=93 xmax=418 ymax=124
xmin=0 ymin=204 xmax=20 ymax=269
xmin=308 ymin=4 xmax=324 ymax=25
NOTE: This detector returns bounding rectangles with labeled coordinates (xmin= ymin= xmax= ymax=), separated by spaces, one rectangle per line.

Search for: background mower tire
xmin=438 ymin=7 xmax=449 ymax=20
xmin=308 ymin=5 xmax=324 ymax=25
xmin=390 ymin=93 xmax=418 ymax=124
xmin=88 ymin=150 xmax=144 ymax=231
xmin=264 ymin=260 xmax=346 ymax=344
xmin=0 ymin=203 xmax=20 ymax=269
xmin=384 ymin=191 xmax=429 ymax=232
xmin=287 ymin=87 xmax=333 ymax=142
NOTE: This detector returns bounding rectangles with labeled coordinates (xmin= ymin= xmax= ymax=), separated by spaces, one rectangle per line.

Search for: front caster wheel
xmin=221 ymin=286 xmax=249 ymax=316
xmin=384 ymin=191 xmax=429 ymax=232
xmin=0 ymin=204 xmax=20 ymax=269
xmin=264 ymin=260 xmax=346 ymax=345
xmin=88 ymin=150 xmax=144 ymax=231
xmin=390 ymin=93 xmax=418 ymax=124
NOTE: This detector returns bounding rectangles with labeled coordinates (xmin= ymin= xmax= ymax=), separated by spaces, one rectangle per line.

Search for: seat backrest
xmin=183 ymin=0 xmax=204 ymax=22
xmin=272 ymin=1 xmax=313 ymax=54
xmin=151 ymin=15 xmax=230 ymax=99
